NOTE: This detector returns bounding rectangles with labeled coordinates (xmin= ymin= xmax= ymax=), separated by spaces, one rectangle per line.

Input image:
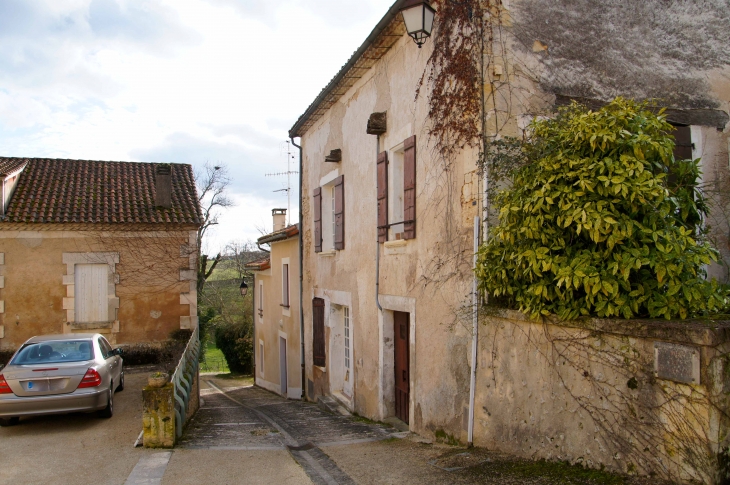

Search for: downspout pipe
xmin=290 ymin=136 xmax=306 ymax=400
xmin=467 ymin=216 xmax=480 ymax=446
xmin=375 ymin=135 xmax=383 ymax=312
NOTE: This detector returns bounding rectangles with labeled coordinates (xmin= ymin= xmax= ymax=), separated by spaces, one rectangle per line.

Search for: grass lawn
xmin=200 ymin=340 xmax=230 ymax=373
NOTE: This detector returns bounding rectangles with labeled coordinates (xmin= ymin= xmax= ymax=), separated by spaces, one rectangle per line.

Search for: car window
xmin=11 ymin=340 xmax=95 ymax=365
xmin=98 ymin=338 xmax=113 ymax=359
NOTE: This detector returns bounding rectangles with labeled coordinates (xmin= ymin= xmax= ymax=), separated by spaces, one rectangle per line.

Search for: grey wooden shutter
xmin=334 ymin=175 xmax=345 ymax=250
xmin=313 ymin=297 xmax=326 ymax=367
xmin=313 ymin=187 xmax=322 ymax=253
xmin=377 ymin=151 xmax=388 ymax=243
xmin=403 ymin=135 xmax=416 ymax=240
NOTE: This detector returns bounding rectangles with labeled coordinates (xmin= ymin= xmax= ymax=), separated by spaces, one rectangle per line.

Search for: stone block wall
xmin=473 ymin=309 xmax=730 ymax=484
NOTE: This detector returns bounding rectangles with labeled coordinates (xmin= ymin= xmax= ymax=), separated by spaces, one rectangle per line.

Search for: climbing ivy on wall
xmin=475 ymin=98 xmax=730 ymax=320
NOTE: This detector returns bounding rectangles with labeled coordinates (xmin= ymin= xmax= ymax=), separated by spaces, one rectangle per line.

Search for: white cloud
xmin=0 ymin=0 xmax=395 ymax=249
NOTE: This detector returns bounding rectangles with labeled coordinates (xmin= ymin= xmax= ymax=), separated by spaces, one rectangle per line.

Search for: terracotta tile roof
xmin=0 ymin=158 xmax=27 ymax=176
xmin=244 ymin=257 xmax=271 ymax=271
xmin=0 ymin=158 xmax=201 ymax=225
xmin=257 ymin=224 xmax=300 ymax=245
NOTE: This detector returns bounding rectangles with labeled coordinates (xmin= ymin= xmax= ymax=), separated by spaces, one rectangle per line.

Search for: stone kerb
xmin=474 ymin=307 xmax=730 ymax=484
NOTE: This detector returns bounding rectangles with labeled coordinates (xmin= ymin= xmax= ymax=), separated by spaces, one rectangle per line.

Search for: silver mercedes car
xmin=0 ymin=333 xmax=124 ymax=426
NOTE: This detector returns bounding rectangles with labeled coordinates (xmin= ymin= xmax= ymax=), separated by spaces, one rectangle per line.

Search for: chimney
xmin=272 ymin=208 xmax=286 ymax=232
xmin=155 ymin=164 xmax=172 ymax=209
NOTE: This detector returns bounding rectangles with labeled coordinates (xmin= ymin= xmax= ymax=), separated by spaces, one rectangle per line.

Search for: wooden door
xmin=394 ymin=311 xmax=409 ymax=424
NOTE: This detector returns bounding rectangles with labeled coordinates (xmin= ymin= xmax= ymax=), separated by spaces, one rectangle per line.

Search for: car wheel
xmin=0 ymin=417 xmax=19 ymax=427
xmin=98 ymin=384 xmax=113 ymax=419
xmin=116 ymin=368 xmax=124 ymax=392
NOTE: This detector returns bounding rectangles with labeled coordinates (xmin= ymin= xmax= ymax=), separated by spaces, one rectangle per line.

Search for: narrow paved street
xmin=0 ymin=372 xmax=660 ymax=485
xmin=175 ymin=377 xmax=398 ymax=485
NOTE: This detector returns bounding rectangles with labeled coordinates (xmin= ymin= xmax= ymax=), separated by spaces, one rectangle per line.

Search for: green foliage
xmin=215 ymin=322 xmax=253 ymax=374
xmin=476 ymin=98 xmax=729 ymax=320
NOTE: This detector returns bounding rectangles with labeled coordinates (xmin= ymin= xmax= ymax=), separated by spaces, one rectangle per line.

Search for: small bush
xmin=0 ymin=349 xmax=16 ymax=368
xmin=215 ymin=322 xmax=253 ymax=374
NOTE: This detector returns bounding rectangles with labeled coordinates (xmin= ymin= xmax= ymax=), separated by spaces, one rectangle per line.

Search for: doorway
xmin=279 ymin=336 xmax=288 ymax=396
xmin=394 ymin=311 xmax=409 ymax=424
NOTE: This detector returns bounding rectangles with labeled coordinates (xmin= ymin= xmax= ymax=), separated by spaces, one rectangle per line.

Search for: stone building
xmin=246 ymin=209 xmax=302 ymax=399
xmin=289 ymin=0 xmax=730 ymax=481
xmin=0 ymin=157 xmax=201 ymax=349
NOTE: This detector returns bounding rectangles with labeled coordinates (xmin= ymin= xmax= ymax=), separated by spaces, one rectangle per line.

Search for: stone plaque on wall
xmin=654 ymin=342 xmax=700 ymax=385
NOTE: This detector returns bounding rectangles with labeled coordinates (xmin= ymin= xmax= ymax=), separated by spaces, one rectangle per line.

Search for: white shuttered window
xmin=75 ymin=264 xmax=108 ymax=322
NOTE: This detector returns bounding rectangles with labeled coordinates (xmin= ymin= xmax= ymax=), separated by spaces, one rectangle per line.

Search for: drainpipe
xmin=467 ymin=216 xmax=480 ymax=446
xmin=375 ymin=135 xmax=383 ymax=312
xmin=290 ymin=136 xmax=306 ymax=400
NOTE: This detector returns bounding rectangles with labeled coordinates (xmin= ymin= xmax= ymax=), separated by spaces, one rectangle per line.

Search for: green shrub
xmin=215 ymin=322 xmax=253 ymax=374
xmin=476 ymin=98 xmax=729 ymax=320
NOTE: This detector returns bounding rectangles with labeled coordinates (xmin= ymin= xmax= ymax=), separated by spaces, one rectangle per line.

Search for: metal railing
xmin=171 ymin=325 xmax=200 ymax=438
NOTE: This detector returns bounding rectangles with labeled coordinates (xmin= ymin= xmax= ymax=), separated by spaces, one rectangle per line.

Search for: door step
xmin=317 ymin=395 xmax=351 ymax=416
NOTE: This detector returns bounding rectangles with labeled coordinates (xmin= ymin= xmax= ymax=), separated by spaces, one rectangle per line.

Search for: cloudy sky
xmin=0 ymin=0 xmax=395 ymax=252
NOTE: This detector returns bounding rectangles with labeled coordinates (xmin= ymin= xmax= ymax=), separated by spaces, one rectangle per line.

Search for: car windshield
xmin=11 ymin=340 xmax=95 ymax=365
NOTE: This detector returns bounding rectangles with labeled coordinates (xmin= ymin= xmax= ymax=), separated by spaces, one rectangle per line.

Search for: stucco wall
xmin=254 ymin=236 xmax=302 ymax=399
xmin=300 ymin=30 xmax=476 ymax=433
xmin=474 ymin=309 xmax=730 ymax=483
xmin=0 ymin=227 xmax=196 ymax=350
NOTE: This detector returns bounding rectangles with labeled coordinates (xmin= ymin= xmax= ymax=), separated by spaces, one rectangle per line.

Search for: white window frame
xmin=388 ymin=144 xmax=405 ymax=240
xmin=344 ymin=306 xmax=351 ymax=371
xmin=259 ymin=339 xmax=265 ymax=377
xmin=282 ymin=262 xmax=290 ymax=308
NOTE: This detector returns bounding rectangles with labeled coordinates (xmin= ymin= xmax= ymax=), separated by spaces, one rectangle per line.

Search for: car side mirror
xmin=113 ymin=348 xmax=124 ymax=356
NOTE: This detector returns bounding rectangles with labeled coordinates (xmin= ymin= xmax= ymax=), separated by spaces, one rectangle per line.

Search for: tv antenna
xmin=265 ymin=140 xmax=298 ymax=224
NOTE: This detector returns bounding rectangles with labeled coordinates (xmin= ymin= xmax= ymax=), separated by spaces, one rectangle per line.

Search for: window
xmin=282 ymin=263 xmax=290 ymax=308
xmin=331 ymin=186 xmax=336 ymax=248
xmin=98 ymin=337 xmax=113 ymax=359
xmin=313 ymin=175 xmax=344 ymax=252
xmin=377 ymin=135 xmax=416 ymax=242
xmin=75 ymin=264 xmax=108 ymax=323
xmin=313 ymin=297 xmax=326 ymax=367
xmin=344 ymin=307 xmax=350 ymax=371
xmin=259 ymin=340 xmax=264 ymax=376
xmin=258 ymin=281 xmax=264 ymax=320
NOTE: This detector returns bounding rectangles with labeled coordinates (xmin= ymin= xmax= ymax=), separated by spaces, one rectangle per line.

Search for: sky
xmin=0 ymin=0 xmax=396 ymax=253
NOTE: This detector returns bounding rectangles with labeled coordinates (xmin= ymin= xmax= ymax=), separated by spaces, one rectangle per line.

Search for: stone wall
xmin=473 ymin=308 xmax=730 ymax=483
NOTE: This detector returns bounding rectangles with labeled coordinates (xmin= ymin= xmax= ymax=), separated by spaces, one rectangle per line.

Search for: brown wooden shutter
xmin=403 ymin=135 xmax=416 ymax=240
xmin=313 ymin=187 xmax=322 ymax=253
xmin=377 ymin=151 xmax=388 ymax=243
xmin=312 ymin=297 xmax=326 ymax=367
xmin=672 ymin=125 xmax=693 ymax=160
xmin=334 ymin=175 xmax=345 ymax=250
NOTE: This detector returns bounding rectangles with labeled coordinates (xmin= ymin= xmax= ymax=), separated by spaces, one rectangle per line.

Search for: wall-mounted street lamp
xmin=400 ymin=0 xmax=436 ymax=48
xmin=239 ymin=280 xmax=249 ymax=298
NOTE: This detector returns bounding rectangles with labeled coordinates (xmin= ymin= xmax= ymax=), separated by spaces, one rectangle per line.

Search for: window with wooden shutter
xmin=403 ymin=135 xmax=416 ymax=239
xmin=377 ymin=151 xmax=388 ymax=243
xmin=672 ymin=125 xmax=693 ymax=161
xmin=312 ymin=297 xmax=326 ymax=367
xmin=334 ymin=175 xmax=345 ymax=250
xmin=313 ymin=187 xmax=322 ymax=253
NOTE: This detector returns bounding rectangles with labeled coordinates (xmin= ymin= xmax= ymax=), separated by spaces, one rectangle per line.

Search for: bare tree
xmin=223 ymin=240 xmax=267 ymax=280
xmin=196 ymin=162 xmax=234 ymax=296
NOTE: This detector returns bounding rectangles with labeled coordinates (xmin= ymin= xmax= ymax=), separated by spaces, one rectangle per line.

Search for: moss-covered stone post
xmin=143 ymin=382 xmax=175 ymax=448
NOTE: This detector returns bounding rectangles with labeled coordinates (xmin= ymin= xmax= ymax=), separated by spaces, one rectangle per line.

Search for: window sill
xmin=68 ymin=321 xmax=113 ymax=330
xmin=280 ymin=304 xmax=290 ymax=309
xmin=384 ymin=239 xmax=408 ymax=255
xmin=318 ymin=250 xmax=336 ymax=257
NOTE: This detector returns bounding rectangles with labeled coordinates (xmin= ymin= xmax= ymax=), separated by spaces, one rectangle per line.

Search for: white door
xmin=343 ymin=307 xmax=353 ymax=398
xmin=75 ymin=264 xmax=108 ymax=322
xmin=279 ymin=337 xmax=288 ymax=397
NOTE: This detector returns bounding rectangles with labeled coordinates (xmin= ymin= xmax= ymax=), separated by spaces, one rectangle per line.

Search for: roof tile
xmin=0 ymin=157 xmax=201 ymax=225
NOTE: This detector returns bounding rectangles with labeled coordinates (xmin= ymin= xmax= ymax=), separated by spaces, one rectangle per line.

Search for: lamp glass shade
xmin=239 ymin=280 xmax=249 ymax=297
xmin=401 ymin=2 xmax=436 ymax=46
